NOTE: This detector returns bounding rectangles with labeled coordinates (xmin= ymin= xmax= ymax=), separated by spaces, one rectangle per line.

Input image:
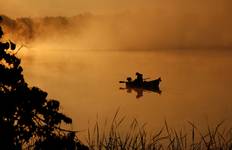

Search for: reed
xmin=85 ymin=112 xmax=232 ymax=150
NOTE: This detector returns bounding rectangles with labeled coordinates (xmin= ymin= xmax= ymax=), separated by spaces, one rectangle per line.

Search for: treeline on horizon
xmin=0 ymin=14 xmax=92 ymax=43
xmin=1 ymin=12 xmax=232 ymax=50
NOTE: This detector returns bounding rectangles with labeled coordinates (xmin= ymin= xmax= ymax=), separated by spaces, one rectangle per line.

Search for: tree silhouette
xmin=0 ymin=16 xmax=88 ymax=150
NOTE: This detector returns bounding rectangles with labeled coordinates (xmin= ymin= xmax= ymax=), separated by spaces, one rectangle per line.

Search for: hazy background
xmin=1 ymin=0 xmax=232 ymax=17
xmin=1 ymin=0 xmax=232 ymax=137
xmin=1 ymin=0 xmax=232 ymax=49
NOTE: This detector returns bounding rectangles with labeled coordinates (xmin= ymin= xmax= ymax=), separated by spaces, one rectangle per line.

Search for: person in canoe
xmin=134 ymin=72 xmax=143 ymax=87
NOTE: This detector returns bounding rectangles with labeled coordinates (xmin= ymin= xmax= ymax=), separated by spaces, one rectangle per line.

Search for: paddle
xmin=143 ymin=78 xmax=150 ymax=80
xmin=119 ymin=77 xmax=150 ymax=83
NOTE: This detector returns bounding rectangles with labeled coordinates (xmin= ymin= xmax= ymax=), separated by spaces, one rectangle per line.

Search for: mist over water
xmin=1 ymin=7 xmax=232 ymax=50
xmin=20 ymin=48 xmax=232 ymax=137
xmin=1 ymin=0 xmax=232 ymax=146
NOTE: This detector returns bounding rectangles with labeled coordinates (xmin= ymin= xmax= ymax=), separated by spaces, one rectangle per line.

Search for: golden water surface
xmin=21 ymin=49 xmax=232 ymax=135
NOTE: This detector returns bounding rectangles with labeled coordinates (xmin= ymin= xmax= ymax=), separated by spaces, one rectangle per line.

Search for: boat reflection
xmin=120 ymin=86 xmax=161 ymax=99
xmin=119 ymin=73 xmax=162 ymax=98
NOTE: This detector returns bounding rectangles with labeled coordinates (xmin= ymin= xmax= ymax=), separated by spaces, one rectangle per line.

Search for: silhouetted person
xmin=134 ymin=72 xmax=143 ymax=87
xmin=119 ymin=73 xmax=162 ymax=98
xmin=127 ymin=77 xmax=132 ymax=83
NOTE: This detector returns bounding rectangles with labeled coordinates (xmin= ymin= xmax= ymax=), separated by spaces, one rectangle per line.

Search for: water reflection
xmin=21 ymin=49 xmax=232 ymax=132
xmin=119 ymin=73 xmax=162 ymax=98
xmin=120 ymin=86 xmax=161 ymax=99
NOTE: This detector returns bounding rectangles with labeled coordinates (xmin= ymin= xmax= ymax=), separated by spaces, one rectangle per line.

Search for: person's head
xmin=136 ymin=72 xmax=142 ymax=77
xmin=127 ymin=77 xmax=132 ymax=82
xmin=136 ymin=72 xmax=140 ymax=75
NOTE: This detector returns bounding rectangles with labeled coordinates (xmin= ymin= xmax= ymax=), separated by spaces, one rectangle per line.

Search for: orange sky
xmin=1 ymin=0 xmax=232 ymax=49
xmin=1 ymin=0 xmax=153 ymax=17
xmin=1 ymin=0 xmax=232 ymax=17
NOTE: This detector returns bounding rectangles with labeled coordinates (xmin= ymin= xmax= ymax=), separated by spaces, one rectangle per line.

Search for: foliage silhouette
xmin=0 ymin=16 xmax=88 ymax=150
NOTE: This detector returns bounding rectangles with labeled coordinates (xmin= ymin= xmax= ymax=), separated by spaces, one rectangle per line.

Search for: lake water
xmin=21 ymin=48 xmax=232 ymax=137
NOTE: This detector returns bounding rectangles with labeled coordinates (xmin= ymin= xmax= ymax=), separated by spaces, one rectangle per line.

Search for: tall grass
xmin=85 ymin=111 xmax=232 ymax=150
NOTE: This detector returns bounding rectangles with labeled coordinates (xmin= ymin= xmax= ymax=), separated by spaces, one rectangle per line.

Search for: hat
xmin=136 ymin=72 xmax=142 ymax=76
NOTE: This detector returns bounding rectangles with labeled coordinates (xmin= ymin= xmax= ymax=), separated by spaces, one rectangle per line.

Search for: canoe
xmin=124 ymin=77 xmax=161 ymax=90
